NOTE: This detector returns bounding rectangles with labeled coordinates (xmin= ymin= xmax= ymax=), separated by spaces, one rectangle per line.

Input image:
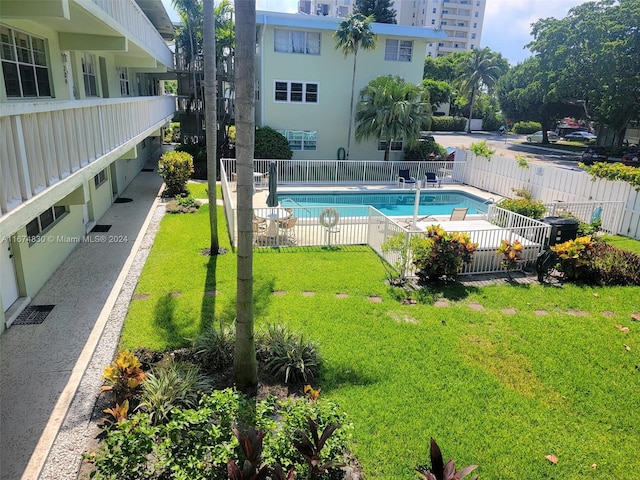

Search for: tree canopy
xmin=354 ymin=0 xmax=397 ymax=24
xmin=527 ymin=0 xmax=640 ymax=143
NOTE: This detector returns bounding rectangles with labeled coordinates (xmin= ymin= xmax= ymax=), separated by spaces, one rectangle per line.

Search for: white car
xmin=526 ymin=131 xmax=559 ymax=143
xmin=564 ymin=131 xmax=597 ymax=142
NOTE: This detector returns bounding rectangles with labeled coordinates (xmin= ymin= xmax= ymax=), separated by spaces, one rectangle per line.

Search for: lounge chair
xmin=397 ymin=169 xmax=416 ymax=189
xmin=449 ymin=207 xmax=468 ymax=221
xmin=424 ymin=172 xmax=440 ymax=188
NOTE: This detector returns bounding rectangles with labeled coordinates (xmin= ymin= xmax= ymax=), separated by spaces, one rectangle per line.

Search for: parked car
xmin=622 ymin=145 xmax=639 ymax=167
xmin=564 ymin=131 xmax=597 ymax=142
xmin=526 ymin=131 xmax=559 ymax=143
xmin=581 ymin=146 xmax=609 ymax=165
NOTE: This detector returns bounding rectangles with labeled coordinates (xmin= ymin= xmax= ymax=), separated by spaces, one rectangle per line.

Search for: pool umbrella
xmin=266 ymin=162 xmax=278 ymax=207
xmin=412 ymin=182 xmax=421 ymax=228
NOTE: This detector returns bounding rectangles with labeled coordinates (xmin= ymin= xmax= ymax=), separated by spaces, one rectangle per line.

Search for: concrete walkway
xmin=0 ymin=153 xmax=165 ymax=480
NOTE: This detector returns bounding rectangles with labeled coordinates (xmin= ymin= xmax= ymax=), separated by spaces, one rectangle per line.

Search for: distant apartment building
xmin=298 ymin=0 xmax=486 ymax=57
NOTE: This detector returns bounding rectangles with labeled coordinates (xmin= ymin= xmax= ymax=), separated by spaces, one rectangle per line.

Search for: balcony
xmin=0 ymin=96 xmax=175 ymax=219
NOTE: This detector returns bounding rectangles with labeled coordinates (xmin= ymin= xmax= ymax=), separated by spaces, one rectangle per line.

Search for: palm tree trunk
xmin=203 ymin=0 xmax=218 ymax=253
xmin=466 ymin=86 xmax=476 ymax=134
xmin=346 ymin=50 xmax=358 ymax=160
xmin=233 ymin=0 xmax=258 ymax=396
xmin=384 ymin=140 xmax=391 ymax=162
xmin=188 ymin=19 xmax=200 ymax=140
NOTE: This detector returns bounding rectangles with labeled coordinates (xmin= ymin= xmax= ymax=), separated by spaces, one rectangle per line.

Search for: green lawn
xmin=121 ymin=206 xmax=640 ymax=479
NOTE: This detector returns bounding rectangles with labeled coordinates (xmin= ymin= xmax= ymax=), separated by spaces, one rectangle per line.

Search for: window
xmin=432 ymin=7 xmax=436 ymax=13
xmin=1 ymin=25 xmax=51 ymax=98
xmin=431 ymin=19 xmax=435 ymax=24
xmin=25 ymin=205 xmax=69 ymax=243
xmin=378 ymin=134 xmax=403 ymax=151
xmin=94 ymin=169 xmax=107 ymax=188
xmin=385 ymin=39 xmax=413 ymax=62
xmin=274 ymin=29 xmax=320 ymax=55
xmin=473 ymin=22 xmax=477 ymax=28
xmin=82 ymin=52 xmax=98 ymax=96
xmin=475 ymin=11 xmax=479 ymax=17
xmin=471 ymin=33 xmax=476 ymax=39
xmin=274 ymin=81 xmax=318 ymax=103
xmin=278 ymin=130 xmax=317 ymax=151
xmin=117 ymin=67 xmax=130 ymax=96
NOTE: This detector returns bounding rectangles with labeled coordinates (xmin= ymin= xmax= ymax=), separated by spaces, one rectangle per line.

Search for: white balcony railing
xmin=88 ymin=0 xmax=173 ymax=67
xmin=0 ymin=96 xmax=175 ymax=215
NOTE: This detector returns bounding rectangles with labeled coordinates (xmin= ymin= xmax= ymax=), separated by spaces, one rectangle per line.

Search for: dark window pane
xmin=2 ymin=61 xmax=21 ymax=96
xmin=35 ymin=67 xmax=50 ymax=96
xmin=19 ymin=64 xmax=37 ymax=96
xmin=305 ymin=83 xmax=318 ymax=102
xmin=39 ymin=208 xmax=54 ymax=231
xmin=26 ymin=218 xmax=40 ymax=237
xmin=290 ymin=82 xmax=303 ymax=102
xmin=53 ymin=205 xmax=66 ymax=219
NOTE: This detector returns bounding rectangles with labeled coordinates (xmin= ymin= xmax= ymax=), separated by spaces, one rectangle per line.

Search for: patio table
xmin=255 ymin=208 xmax=290 ymax=237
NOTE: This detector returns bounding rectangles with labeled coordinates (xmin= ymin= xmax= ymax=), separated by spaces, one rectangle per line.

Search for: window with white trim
xmin=25 ymin=205 xmax=68 ymax=243
xmin=117 ymin=67 xmax=130 ymax=96
xmin=94 ymin=169 xmax=107 ymax=188
xmin=82 ymin=52 xmax=98 ymax=97
xmin=274 ymin=29 xmax=320 ymax=55
xmin=278 ymin=130 xmax=317 ymax=151
xmin=378 ymin=134 xmax=403 ymax=151
xmin=385 ymin=39 xmax=413 ymax=62
xmin=1 ymin=25 xmax=51 ymax=98
xmin=274 ymin=81 xmax=318 ymax=103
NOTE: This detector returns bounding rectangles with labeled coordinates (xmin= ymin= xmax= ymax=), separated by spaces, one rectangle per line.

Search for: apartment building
xmin=298 ymin=0 xmax=486 ymax=57
xmin=256 ymin=10 xmax=446 ymax=160
xmin=0 ymin=0 xmax=175 ymax=332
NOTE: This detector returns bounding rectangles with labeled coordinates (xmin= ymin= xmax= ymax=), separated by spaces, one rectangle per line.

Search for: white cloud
xmin=481 ymin=0 xmax=591 ymax=64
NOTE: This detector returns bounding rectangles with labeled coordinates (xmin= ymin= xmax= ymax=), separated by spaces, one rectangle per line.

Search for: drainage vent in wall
xmin=141 ymin=168 xmax=155 ymax=172
xmin=114 ymin=197 xmax=133 ymax=203
xmin=91 ymin=225 xmax=112 ymax=233
xmin=13 ymin=305 xmax=55 ymax=325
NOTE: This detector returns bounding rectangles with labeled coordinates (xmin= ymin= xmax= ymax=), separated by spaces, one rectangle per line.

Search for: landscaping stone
xmin=632 ymin=313 xmax=640 ymax=322
xmin=567 ymin=310 xmax=588 ymax=317
xmin=132 ymin=293 xmax=149 ymax=300
xmin=502 ymin=308 xmax=517 ymax=315
xmin=272 ymin=290 xmax=286 ymax=296
xmin=368 ymin=296 xmax=383 ymax=303
xmin=535 ymin=310 xmax=548 ymax=316
xmin=336 ymin=293 xmax=349 ymax=298
xmin=602 ymin=311 xmax=616 ymax=318
xmin=469 ymin=303 xmax=485 ymax=311
xmin=302 ymin=291 xmax=316 ymax=296
xmin=204 ymin=290 xmax=218 ymax=296
xmin=434 ymin=300 xmax=449 ymax=307
xmin=169 ymin=292 xmax=182 ymax=298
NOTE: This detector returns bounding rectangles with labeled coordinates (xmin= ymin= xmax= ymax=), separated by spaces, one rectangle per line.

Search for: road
xmin=431 ymin=131 xmax=585 ymax=171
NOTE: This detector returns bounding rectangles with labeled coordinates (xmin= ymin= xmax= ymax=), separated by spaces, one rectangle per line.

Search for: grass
xmin=121 ymin=206 xmax=640 ymax=479
xmin=187 ymin=181 xmax=221 ymax=199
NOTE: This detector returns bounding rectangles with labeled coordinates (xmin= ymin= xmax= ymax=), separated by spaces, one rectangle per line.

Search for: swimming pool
xmin=280 ymin=191 xmax=490 ymax=217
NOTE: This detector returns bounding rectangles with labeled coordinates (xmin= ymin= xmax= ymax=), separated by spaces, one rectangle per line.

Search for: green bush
xmin=499 ymin=198 xmax=546 ymax=219
xmin=166 ymin=195 xmax=201 ymax=214
xmin=512 ymin=121 xmax=541 ymax=134
xmin=482 ymin=113 xmax=504 ymax=132
xmin=137 ymin=362 xmax=213 ymax=425
xmin=411 ymin=225 xmax=477 ymax=283
xmin=158 ymin=150 xmax=194 ymax=196
xmin=255 ymin=126 xmax=293 ymax=159
xmin=469 ymin=140 xmax=495 ymax=160
xmin=256 ymin=324 xmax=321 ymax=384
xmin=404 ymin=139 xmax=447 ymax=161
xmin=192 ymin=324 xmax=235 ymax=371
xmin=174 ymin=144 xmax=207 ymax=179
xmin=430 ymin=116 xmax=467 ymax=132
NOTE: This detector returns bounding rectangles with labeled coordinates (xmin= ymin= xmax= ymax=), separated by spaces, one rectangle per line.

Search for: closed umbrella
xmin=266 ymin=162 xmax=278 ymax=207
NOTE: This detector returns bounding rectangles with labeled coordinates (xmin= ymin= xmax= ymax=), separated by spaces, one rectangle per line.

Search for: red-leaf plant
xmin=416 ymin=438 xmax=479 ymax=480
xmin=293 ymin=417 xmax=345 ymax=478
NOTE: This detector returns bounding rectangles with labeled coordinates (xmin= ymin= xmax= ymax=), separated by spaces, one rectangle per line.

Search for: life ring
xmin=337 ymin=147 xmax=346 ymax=160
xmin=319 ymin=208 xmax=340 ymax=229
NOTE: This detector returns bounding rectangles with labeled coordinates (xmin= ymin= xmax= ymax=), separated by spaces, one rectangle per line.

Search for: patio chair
xmin=279 ymin=216 xmax=297 ymax=243
xmin=449 ymin=207 xmax=468 ymax=221
xmin=424 ymin=172 xmax=440 ymax=188
xmin=397 ymin=169 xmax=416 ymax=189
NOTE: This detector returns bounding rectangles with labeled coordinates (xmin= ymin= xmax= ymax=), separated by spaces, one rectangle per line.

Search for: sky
xmin=160 ymin=0 xmax=592 ymax=64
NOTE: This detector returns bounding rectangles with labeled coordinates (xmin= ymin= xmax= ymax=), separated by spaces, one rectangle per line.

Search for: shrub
xmin=174 ymin=143 xmax=207 ymax=179
xmin=255 ymin=126 xmax=293 ymax=159
xmin=411 ymin=225 xmax=477 ymax=283
xmin=512 ymin=121 xmax=541 ymax=134
xmin=404 ymin=140 xmax=447 ymax=161
xmin=416 ymin=438 xmax=478 ymax=480
xmin=469 ymin=140 xmax=495 ymax=160
xmin=256 ymin=324 xmax=321 ymax=384
xmin=193 ymin=324 xmax=235 ymax=371
xmin=137 ymin=362 xmax=213 ymax=425
xmin=430 ymin=116 xmax=467 ymax=132
xmin=158 ymin=150 xmax=194 ymax=196
xmin=102 ymin=349 xmax=146 ymax=404
xmin=482 ymin=113 xmax=504 ymax=132
xmin=581 ymin=162 xmax=640 ymax=191
xmin=552 ymin=237 xmax=640 ymax=285
xmin=166 ymin=195 xmax=201 ymax=214
xmin=496 ymin=239 xmax=524 ymax=272
xmin=499 ymin=198 xmax=546 ymax=219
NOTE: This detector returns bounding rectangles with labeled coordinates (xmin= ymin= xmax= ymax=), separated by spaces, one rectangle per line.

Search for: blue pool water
xmin=280 ymin=191 xmax=489 ymax=217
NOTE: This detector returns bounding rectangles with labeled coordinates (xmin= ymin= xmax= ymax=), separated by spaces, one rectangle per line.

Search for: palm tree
xmin=233 ymin=0 xmax=258 ymax=396
xmin=355 ymin=75 xmax=430 ymax=161
xmin=458 ymin=47 xmax=504 ymax=133
xmin=333 ymin=13 xmax=376 ymax=160
xmin=203 ymin=0 xmax=218 ymax=253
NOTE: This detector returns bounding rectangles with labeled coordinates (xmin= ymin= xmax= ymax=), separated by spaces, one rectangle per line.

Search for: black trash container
xmin=540 ymin=216 xmax=580 ymax=246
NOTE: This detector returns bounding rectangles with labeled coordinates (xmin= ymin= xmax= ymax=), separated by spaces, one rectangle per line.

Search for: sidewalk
xmin=0 ymin=153 xmax=165 ymax=480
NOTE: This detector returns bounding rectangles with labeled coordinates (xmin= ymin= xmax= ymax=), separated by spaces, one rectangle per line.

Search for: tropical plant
xmin=581 ymin=162 xmax=640 ymax=191
xmin=254 ymin=126 xmax=293 ymax=159
xmin=416 ymin=438 xmax=478 ymax=480
xmin=103 ymin=400 xmax=130 ymax=424
xmin=355 ymin=75 xmax=430 ymax=161
xmin=404 ymin=139 xmax=447 ymax=161
xmin=193 ymin=323 xmax=235 ymax=371
xmin=137 ymin=362 xmax=212 ymax=425
xmin=469 ymin=140 xmax=495 ymax=160
xmin=499 ymin=197 xmax=545 ymax=219
xmin=257 ymin=324 xmax=321 ymax=384
xmin=102 ymin=349 xmax=146 ymax=403
xmin=158 ymin=150 xmax=195 ymax=196
xmin=234 ymin=0 xmax=258 ymax=395
xmin=166 ymin=194 xmax=201 ymax=213
xmin=333 ymin=13 xmax=376 ymax=159
xmin=457 ymin=47 xmax=507 ymax=133
xmin=496 ymin=239 xmax=525 ymax=277
xmin=411 ymin=225 xmax=477 ymax=283
xmin=293 ymin=417 xmax=345 ymax=478
xmin=227 ymin=427 xmax=271 ymax=480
